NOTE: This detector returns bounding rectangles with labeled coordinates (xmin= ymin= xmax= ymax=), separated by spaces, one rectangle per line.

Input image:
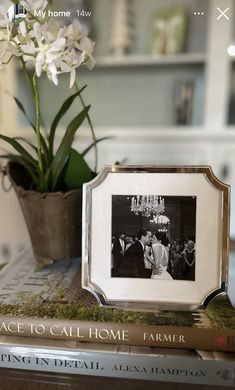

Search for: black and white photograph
xmin=111 ymin=195 xmax=196 ymax=281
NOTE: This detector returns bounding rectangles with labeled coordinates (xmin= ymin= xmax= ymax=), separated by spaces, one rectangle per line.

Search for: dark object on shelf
xmin=174 ymin=81 xmax=194 ymax=125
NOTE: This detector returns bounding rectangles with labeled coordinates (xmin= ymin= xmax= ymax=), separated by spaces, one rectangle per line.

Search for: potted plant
xmin=0 ymin=0 xmax=103 ymax=268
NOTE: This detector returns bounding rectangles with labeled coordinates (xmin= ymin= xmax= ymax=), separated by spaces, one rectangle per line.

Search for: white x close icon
xmin=217 ymin=7 xmax=230 ymax=20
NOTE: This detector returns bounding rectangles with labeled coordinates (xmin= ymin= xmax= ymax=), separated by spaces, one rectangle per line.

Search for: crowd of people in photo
xmin=111 ymin=229 xmax=195 ymax=280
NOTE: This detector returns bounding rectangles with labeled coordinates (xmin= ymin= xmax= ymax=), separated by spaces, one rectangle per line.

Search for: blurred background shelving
xmin=95 ymin=53 xmax=207 ymax=66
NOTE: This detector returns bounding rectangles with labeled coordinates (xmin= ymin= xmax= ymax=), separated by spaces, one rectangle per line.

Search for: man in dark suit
xmin=125 ymin=229 xmax=152 ymax=278
xmin=112 ymin=233 xmax=126 ymax=276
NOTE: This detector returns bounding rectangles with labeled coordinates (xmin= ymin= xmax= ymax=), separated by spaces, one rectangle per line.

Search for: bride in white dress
xmin=151 ymin=233 xmax=173 ymax=280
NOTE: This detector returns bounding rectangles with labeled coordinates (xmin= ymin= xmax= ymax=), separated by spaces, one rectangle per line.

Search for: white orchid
xmin=0 ymin=39 xmax=20 ymax=69
xmin=63 ymin=20 xmax=95 ymax=71
xmin=21 ymin=20 xmax=95 ymax=86
xmin=0 ymin=1 xmax=95 ymax=86
xmin=18 ymin=20 xmax=27 ymax=37
xmin=23 ymin=44 xmax=65 ymax=84
xmin=59 ymin=48 xmax=81 ymax=88
xmin=20 ymin=22 xmax=64 ymax=84
xmin=65 ymin=19 xmax=83 ymax=49
xmin=77 ymin=35 xmax=95 ymax=70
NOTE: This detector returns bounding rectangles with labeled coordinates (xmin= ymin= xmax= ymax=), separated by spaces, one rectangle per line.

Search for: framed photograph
xmin=82 ymin=166 xmax=230 ymax=311
xmin=151 ymin=6 xmax=187 ymax=55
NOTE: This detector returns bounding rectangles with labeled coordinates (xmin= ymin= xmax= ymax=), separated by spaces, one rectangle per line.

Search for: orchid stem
xmin=32 ymin=73 xmax=44 ymax=188
xmin=21 ymin=58 xmax=34 ymax=97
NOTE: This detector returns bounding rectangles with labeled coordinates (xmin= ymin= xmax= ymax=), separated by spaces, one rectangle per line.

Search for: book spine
xmin=0 ymin=316 xmax=235 ymax=352
xmin=0 ymin=344 xmax=234 ymax=386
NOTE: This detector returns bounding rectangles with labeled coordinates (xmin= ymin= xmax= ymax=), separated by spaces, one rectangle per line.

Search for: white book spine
xmin=0 ymin=345 xmax=234 ymax=386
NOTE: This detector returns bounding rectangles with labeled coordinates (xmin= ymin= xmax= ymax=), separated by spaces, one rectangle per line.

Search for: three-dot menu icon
xmin=193 ymin=11 xmax=204 ymax=16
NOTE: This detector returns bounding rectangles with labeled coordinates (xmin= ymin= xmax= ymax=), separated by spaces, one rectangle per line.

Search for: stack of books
xmin=0 ymin=336 xmax=234 ymax=386
xmin=0 ymin=249 xmax=234 ymax=386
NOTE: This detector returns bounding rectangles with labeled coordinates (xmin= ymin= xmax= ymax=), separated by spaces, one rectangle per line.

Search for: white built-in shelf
xmin=95 ymin=53 xmax=206 ymax=67
xmin=19 ymin=126 xmax=235 ymax=144
xmin=19 ymin=126 xmax=235 ymax=140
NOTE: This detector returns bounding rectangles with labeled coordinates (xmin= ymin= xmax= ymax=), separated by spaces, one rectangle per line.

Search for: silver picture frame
xmin=82 ymin=166 xmax=230 ymax=311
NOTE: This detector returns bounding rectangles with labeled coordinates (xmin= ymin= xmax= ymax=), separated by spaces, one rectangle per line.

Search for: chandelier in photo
xmin=130 ymin=195 xmax=165 ymax=217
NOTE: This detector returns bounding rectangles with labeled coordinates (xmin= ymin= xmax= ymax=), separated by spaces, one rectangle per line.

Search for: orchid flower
xmin=0 ymin=39 xmax=20 ymax=69
xmin=58 ymin=48 xmax=81 ymax=88
xmin=0 ymin=1 xmax=95 ymax=86
xmin=77 ymin=35 xmax=96 ymax=70
xmin=65 ymin=19 xmax=83 ymax=49
xmin=21 ymin=22 xmax=66 ymax=84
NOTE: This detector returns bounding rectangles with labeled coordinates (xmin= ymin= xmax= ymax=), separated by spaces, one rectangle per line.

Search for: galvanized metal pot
xmin=6 ymin=162 xmax=82 ymax=269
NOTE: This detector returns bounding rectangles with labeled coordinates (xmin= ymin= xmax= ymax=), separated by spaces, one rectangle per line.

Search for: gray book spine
xmin=0 ymin=344 xmax=234 ymax=386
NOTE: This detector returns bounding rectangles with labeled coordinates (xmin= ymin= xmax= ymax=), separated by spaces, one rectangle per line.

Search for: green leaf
xmin=12 ymin=96 xmax=36 ymax=131
xmin=0 ymin=134 xmax=37 ymax=167
xmin=49 ymin=86 xmax=87 ymax=156
xmin=14 ymin=137 xmax=37 ymax=153
xmin=64 ymin=148 xmax=93 ymax=189
xmin=81 ymin=136 xmax=112 ymax=157
xmin=14 ymin=136 xmax=50 ymax=169
xmin=50 ymin=106 xmax=90 ymax=190
xmin=9 ymin=94 xmax=50 ymax=164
